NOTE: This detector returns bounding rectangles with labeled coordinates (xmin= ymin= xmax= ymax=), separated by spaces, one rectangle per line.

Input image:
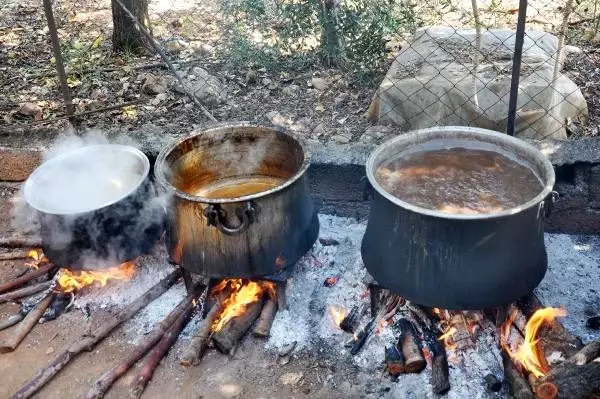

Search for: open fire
xmin=55 ymin=260 xmax=137 ymax=293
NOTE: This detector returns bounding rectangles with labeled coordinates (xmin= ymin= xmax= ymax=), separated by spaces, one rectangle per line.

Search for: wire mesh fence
xmin=2 ymin=0 xmax=600 ymax=142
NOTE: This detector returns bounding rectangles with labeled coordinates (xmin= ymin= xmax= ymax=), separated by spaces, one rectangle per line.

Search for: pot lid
xmin=24 ymin=144 xmax=150 ymax=215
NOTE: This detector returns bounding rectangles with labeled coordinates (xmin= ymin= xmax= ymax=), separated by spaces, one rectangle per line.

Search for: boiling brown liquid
xmin=194 ymin=175 xmax=283 ymax=199
xmin=376 ymin=147 xmax=543 ymax=215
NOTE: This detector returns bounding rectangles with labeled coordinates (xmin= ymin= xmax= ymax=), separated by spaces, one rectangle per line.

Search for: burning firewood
xmin=385 ymin=345 xmax=406 ymax=376
xmin=128 ymin=301 xmax=196 ymax=399
xmin=0 ymin=293 xmax=53 ymax=353
xmin=351 ymin=294 xmax=402 ymax=356
xmin=0 ymin=250 xmax=34 ymax=261
xmin=253 ymin=293 xmax=278 ymax=338
xmin=10 ymin=268 xmax=182 ymax=399
xmin=0 ymin=314 xmax=24 ymax=332
xmin=339 ymin=304 xmax=365 ymax=334
xmin=180 ymin=287 xmax=232 ymax=366
xmin=502 ymin=351 xmax=535 ymax=399
xmin=0 ymin=263 xmax=56 ymax=295
xmin=212 ymin=300 xmax=263 ymax=354
xmin=85 ymin=292 xmax=198 ymax=399
xmin=533 ymin=361 xmax=600 ymax=399
xmin=570 ymin=339 xmax=600 ymax=365
xmin=396 ymin=318 xmax=426 ymax=373
xmin=0 ymin=280 xmax=53 ymax=304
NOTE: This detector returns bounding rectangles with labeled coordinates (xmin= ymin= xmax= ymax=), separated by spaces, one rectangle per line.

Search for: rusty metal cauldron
xmin=154 ymin=123 xmax=319 ymax=278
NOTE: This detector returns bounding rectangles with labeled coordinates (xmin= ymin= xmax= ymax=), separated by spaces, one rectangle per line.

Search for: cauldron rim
xmin=366 ymin=126 xmax=556 ymax=220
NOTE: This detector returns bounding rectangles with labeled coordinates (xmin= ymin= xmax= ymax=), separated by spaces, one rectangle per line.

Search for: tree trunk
xmin=111 ymin=0 xmax=151 ymax=53
xmin=318 ymin=0 xmax=341 ymax=67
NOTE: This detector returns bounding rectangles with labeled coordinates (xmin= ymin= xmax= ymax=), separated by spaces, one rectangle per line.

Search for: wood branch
xmin=397 ymin=318 xmax=426 ymax=373
xmin=0 ymin=250 xmax=32 ymax=261
xmin=0 ymin=237 xmax=42 ymax=248
xmin=180 ymin=288 xmax=231 ymax=366
xmin=0 ymin=314 xmax=24 ymax=332
xmin=0 ymin=294 xmax=53 ymax=353
xmin=502 ymin=352 xmax=534 ymax=399
xmin=9 ymin=269 xmax=181 ymax=399
xmin=212 ymin=300 xmax=262 ymax=354
xmin=0 ymin=263 xmax=56 ymax=295
xmin=276 ymin=281 xmax=287 ymax=311
xmin=422 ymin=327 xmax=450 ymax=395
xmin=0 ymin=281 xmax=53 ymax=304
xmin=534 ymin=361 xmax=600 ymax=399
xmin=570 ymin=339 xmax=600 ymax=366
xmin=385 ymin=345 xmax=405 ymax=376
xmin=253 ymin=296 xmax=278 ymax=338
xmin=84 ymin=293 xmax=196 ymax=399
xmin=128 ymin=303 xmax=195 ymax=399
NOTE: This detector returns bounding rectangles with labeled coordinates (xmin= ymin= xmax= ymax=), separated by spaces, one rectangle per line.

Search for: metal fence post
xmin=506 ymin=0 xmax=528 ymax=136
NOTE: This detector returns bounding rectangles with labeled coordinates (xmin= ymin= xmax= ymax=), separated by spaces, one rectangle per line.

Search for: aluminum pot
xmin=23 ymin=145 xmax=165 ymax=269
xmin=361 ymin=126 xmax=556 ymax=310
xmin=154 ymin=123 xmax=319 ymax=278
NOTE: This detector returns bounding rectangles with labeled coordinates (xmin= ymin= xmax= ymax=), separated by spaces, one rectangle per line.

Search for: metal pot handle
xmin=203 ymin=202 xmax=257 ymax=236
xmin=541 ymin=191 xmax=560 ymax=218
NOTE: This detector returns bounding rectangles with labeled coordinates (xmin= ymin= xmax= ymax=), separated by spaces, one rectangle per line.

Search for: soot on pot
xmin=375 ymin=147 xmax=544 ymax=215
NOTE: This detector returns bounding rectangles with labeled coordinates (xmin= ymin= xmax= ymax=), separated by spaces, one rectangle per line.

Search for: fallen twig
xmin=9 ymin=268 xmax=182 ymax=399
xmin=0 ymin=280 xmax=53 ymax=304
xmin=0 ymin=294 xmax=53 ymax=353
xmin=128 ymin=302 xmax=195 ymax=399
xmin=0 ymin=263 xmax=56 ymax=295
xmin=84 ymin=291 xmax=198 ymax=399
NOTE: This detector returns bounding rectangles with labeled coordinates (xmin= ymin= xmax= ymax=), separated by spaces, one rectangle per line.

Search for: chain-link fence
xmin=2 ymin=0 xmax=600 ymax=143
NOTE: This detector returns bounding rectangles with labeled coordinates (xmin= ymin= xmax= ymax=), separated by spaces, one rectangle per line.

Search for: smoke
xmin=11 ymin=129 xmax=166 ymax=270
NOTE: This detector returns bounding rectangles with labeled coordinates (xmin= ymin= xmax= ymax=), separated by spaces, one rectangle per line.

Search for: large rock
xmin=368 ymin=27 xmax=588 ymax=139
xmin=178 ymin=67 xmax=227 ymax=107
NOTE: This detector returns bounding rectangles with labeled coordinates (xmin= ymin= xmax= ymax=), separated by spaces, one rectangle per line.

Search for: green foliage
xmin=217 ymin=0 xmax=422 ymax=73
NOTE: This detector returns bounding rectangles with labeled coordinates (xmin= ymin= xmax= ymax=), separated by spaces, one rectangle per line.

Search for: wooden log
xmin=212 ymin=300 xmax=262 ymax=354
xmin=570 ymin=339 xmax=600 ymax=366
xmin=0 ymin=314 xmax=24 ymax=332
xmin=276 ymin=281 xmax=287 ymax=311
xmin=0 ymin=263 xmax=56 ymax=295
xmin=179 ymin=288 xmax=231 ymax=367
xmin=128 ymin=302 xmax=195 ymax=399
xmin=534 ymin=361 xmax=600 ymax=399
xmin=253 ymin=296 xmax=278 ymax=338
xmin=339 ymin=304 xmax=364 ymax=334
xmin=84 ymin=293 xmax=196 ymax=399
xmin=423 ymin=328 xmax=451 ymax=395
xmin=502 ymin=351 xmax=534 ymax=399
xmin=0 ymin=294 xmax=53 ymax=353
xmin=9 ymin=268 xmax=181 ymax=399
xmin=0 ymin=250 xmax=32 ymax=261
xmin=0 ymin=281 xmax=53 ymax=304
xmin=396 ymin=318 xmax=426 ymax=373
xmin=385 ymin=345 xmax=405 ymax=376
xmin=0 ymin=237 xmax=42 ymax=249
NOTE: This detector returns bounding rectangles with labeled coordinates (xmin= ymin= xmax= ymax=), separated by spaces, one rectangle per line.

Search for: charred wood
xmin=128 ymin=303 xmax=195 ymax=399
xmin=0 ymin=281 xmax=53 ymax=304
xmin=385 ymin=345 xmax=405 ymax=376
xmin=340 ymin=304 xmax=364 ymax=334
xmin=276 ymin=281 xmax=287 ymax=311
xmin=10 ymin=269 xmax=182 ymax=399
xmin=40 ymin=293 xmax=74 ymax=323
xmin=180 ymin=287 xmax=231 ymax=366
xmin=253 ymin=296 xmax=278 ymax=338
xmin=0 ymin=314 xmax=24 ymax=332
xmin=212 ymin=300 xmax=262 ymax=354
xmin=534 ymin=361 xmax=600 ymax=399
xmin=396 ymin=318 xmax=426 ymax=373
xmin=318 ymin=238 xmax=340 ymax=246
xmin=351 ymin=295 xmax=401 ymax=356
xmin=0 ymin=294 xmax=53 ymax=353
xmin=0 ymin=263 xmax=56 ymax=295
xmin=502 ymin=352 xmax=534 ymax=399
xmin=571 ymin=339 xmax=600 ymax=365
xmin=422 ymin=327 xmax=450 ymax=395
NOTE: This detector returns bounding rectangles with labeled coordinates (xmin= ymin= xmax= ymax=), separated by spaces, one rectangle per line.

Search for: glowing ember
xmin=211 ymin=279 xmax=276 ymax=332
xmin=56 ymin=261 xmax=137 ymax=293
xmin=323 ymin=275 xmax=340 ymax=287
xmin=502 ymin=307 xmax=567 ymax=378
xmin=328 ymin=305 xmax=348 ymax=328
xmin=376 ymin=318 xmax=390 ymax=334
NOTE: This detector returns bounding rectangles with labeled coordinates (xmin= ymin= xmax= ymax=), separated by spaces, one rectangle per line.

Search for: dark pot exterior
xmin=39 ymin=178 xmax=165 ymax=269
xmin=361 ymin=126 xmax=556 ymax=310
xmin=155 ymin=123 xmax=319 ymax=278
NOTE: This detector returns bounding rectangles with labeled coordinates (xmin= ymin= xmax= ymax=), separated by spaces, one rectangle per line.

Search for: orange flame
xmin=25 ymin=249 xmax=46 ymax=269
xmin=328 ymin=305 xmax=348 ymax=328
xmin=211 ymin=279 xmax=275 ymax=332
xmin=502 ymin=307 xmax=567 ymax=378
xmin=56 ymin=261 xmax=137 ymax=293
